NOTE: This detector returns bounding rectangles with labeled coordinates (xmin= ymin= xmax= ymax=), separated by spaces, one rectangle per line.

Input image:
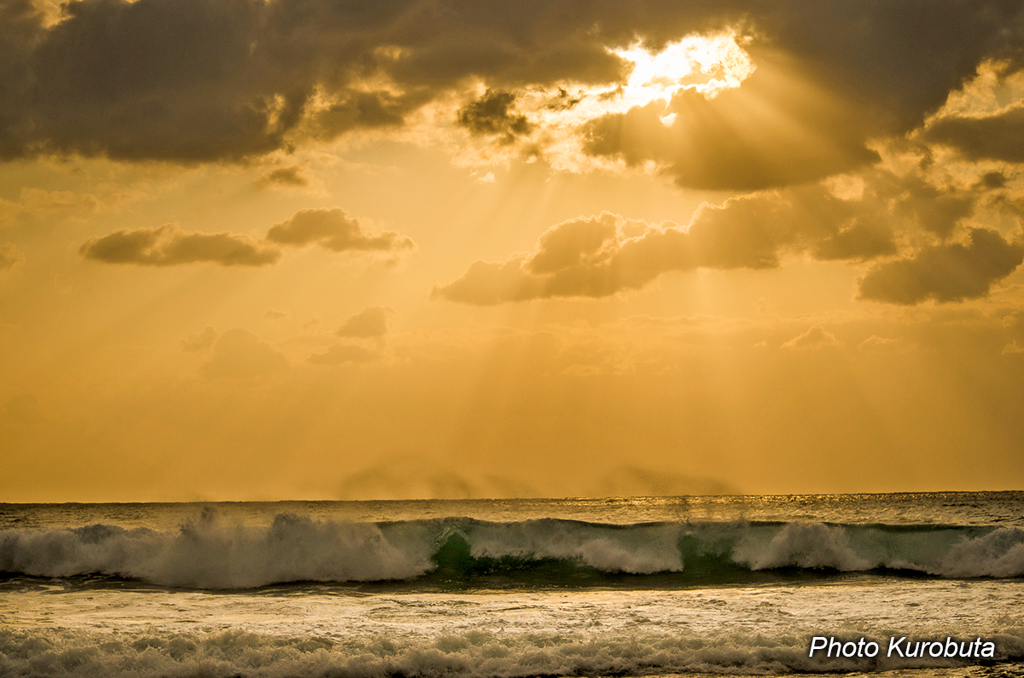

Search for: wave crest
xmin=3 ymin=513 xmax=1024 ymax=589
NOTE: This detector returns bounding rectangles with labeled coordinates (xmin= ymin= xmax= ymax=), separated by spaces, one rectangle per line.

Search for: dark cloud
xmin=14 ymin=0 xmax=302 ymax=162
xmin=924 ymin=104 xmax=1024 ymax=163
xmin=0 ymin=242 xmax=24 ymax=270
xmin=266 ymin=208 xmax=414 ymax=253
xmin=336 ymin=306 xmax=392 ymax=338
xmin=80 ymin=225 xmax=281 ymax=266
xmin=307 ymin=90 xmax=430 ymax=141
xmin=1 ymin=0 xmax=1019 ymax=164
xmin=977 ymin=171 xmax=1007 ymax=190
xmin=201 ymin=328 xmax=287 ymax=378
xmin=456 ymin=89 xmax=532 ymax=143
xmin=254 ymin=166 xmax=309 ymax=189
xmin=582 ymin=64 xmax=881 ymax=190
xmin=581 ymin=0 xmax=1024 ymax=189
xmin=813 ymin=217 xmax=898 ymax=261
xmin=859 ymin=228 xmax=1024 ymax=305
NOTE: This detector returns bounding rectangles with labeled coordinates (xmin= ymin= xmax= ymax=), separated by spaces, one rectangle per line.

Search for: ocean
xmin=1 ymin=493 xmax=1023 ymax=677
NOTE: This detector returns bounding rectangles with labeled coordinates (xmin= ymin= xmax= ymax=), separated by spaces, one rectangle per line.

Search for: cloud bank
xmin=1 ymin=0 xmax=1020 ymax=183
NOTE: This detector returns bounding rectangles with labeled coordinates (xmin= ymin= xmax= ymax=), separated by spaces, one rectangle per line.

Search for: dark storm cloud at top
xmin=0 ymin=0 xmax=1022 ymax=171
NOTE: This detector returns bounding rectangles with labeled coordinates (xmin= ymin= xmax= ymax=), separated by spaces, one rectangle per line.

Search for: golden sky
xmin=2 ymin=0 xmax=1024 ymax=501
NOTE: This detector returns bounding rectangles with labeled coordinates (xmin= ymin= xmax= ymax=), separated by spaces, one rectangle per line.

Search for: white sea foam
xmin=3 ymin=513 xmax=1024 ymax=588
xmin=1 ymin=625 xmax=1023 ymax=678
xmin=0 ymin=512 xmax=434 ymax=588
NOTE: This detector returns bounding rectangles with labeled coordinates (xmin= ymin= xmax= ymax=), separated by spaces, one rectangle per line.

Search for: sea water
xmin=1 ymin=493 xmax=1023 ymax=677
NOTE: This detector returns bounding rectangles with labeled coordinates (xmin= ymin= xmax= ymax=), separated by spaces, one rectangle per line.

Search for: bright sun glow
xmin=432 ymin=30 xmax=757 ymax=172
xmin=613 ymin=31 xmax=756 ymax=108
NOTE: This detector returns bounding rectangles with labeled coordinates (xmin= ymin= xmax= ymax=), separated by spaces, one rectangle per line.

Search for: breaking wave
xmin=2 ymin=512 xmax=1024 ymax=589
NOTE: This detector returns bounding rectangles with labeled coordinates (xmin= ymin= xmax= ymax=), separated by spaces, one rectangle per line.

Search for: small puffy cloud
xmin=782 ymin=325 xmax=842 ymax=350
xmin=307 ymin=343 xmax=379 ymax=365
xmin=80 ymin=225 xmax=280 ymax=267
xmin=201 ymin=328 xmax=287 ymax=379
xmin=859 ymin=228 xmax=1024 ymax=305
xmin=1003 ymin=308 xmax=1024 ymax=354
xmin=0 ymin=242 xmax=24 ymax=270
xmin=456 ymin=89 xmax=532 ymax=144
xmin=254 ymin=166 xmax=309 ymax=189
xmin=858 ymin=335 xmax=899 ymax=351
xmin=1004 ymin=341 xmax=1024 ymax=355
xmin=1004 ymin=309 xmax=1023 ymax=332
xmin=264 ymin=310 xmax=287 ymax=320
xmin=265 ymin=208 xmax=414 ymax=253
xmin=336 ymin=306 xmax=393 ymax=338
xmin=924 ymin=104 xmax=1024 ymax=163
xmin=182 ymin=326 xmax=218 ymax=352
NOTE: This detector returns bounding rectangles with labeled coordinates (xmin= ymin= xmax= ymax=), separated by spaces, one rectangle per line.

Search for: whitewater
xmin=2 ymin=493 xmax=1023 ymax=677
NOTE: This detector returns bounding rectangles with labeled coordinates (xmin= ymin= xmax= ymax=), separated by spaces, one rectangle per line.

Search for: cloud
xmin=1 ymin=0 xmax=1020 ymax=166
xmin=812 ymin=217 xmax=898 ymax=261
xmin=264 ymin=310 xmax=287 ymax=320
xmin=254 ymin=166 xmax=309 ymax=189
xmin=81 ymin=207 xmax=414 ymax=267
xmin=1004 ymin=340 xmax=1024 ymax=354
xmin=307 ymin=343 xmax=379 ymax=365
xmin=581 ymin=65 xmax=881 ymax=190
xmin=782 ymin=325 xmax=841 ymax=350
xmin=859 ymin=228 xmax=1024 ymax=305
xmin=858 ymin=335 xmax=899 ymax=351
xmin=0 ymin=242 xmax=24 ymax=270
xmin=306 ymin=90 xmax=427 ymax=141
xmin=433 ymin=190 xmax=897 ymax=304
xmin=924 ymin=104 xmax=1024 ymax=163
xmin=891 ymin=177 xmax=976 ymax=239
xmin=182 ymin=326 xmax=218 ymax=352
xmin=456 ymin=89 xmax=532 ymax=143
xmin=201 ymin=328 xmax=287 ymax=378
xmin=336 ymin=306 xmax=392 ymax=338
xmin=308 ymin=306 xmax=394 ymax=364
xmin=80 ymin=225 xmax=280 ymax=266
xmin=265 ymin=208 xmax=414 ymax=253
